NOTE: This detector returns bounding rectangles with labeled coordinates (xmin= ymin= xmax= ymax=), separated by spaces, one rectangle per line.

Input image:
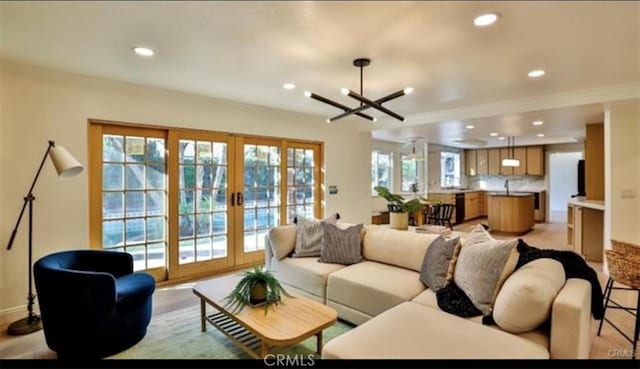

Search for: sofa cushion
xmin=454 ymin=238 xmax=519 ymax=315
xmin=319 ymin=223 xmax=363 ymax=265
xmin=270 ymin=257 xmax=345 ymax=299
xmin=494 ymin=258 xmax=566 ymax=333
xmin=363 ymin=226 xmax=438 ymax=272
xmin=419 ymin=236 xmax=461 ymax=292
xmin=268 ymin=225 xmax=297 ymax=260
xmin=321 ymin=302 xmax=549 ymax=359
xmin=327 ymin=261 xmax=425 ymax=317
xmin=292 ymin=213 xmax=339 ymax=257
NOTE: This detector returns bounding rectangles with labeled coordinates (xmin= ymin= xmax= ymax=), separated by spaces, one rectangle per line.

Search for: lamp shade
xmin=49 ymin=146 xmax=83 ymax=177
xmin=501 ymin=158 xmax=521 ymax=167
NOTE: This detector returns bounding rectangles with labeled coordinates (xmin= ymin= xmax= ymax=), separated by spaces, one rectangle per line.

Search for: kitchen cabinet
xmin=464 ymin=191 xmax=482 ymax=220
xmin=466 ymin=150 xmax=477 ymax=176
xmin=488 ymin=148 xmax=501 ymax=175
xmin=513 ymin=147 xmax=527 ymax=176
xmin=476 ymin=149 xmax=488 ymax=176
xmin=499 ymin=148 xmax=514 ymax=176
xmin=526 ymin=146 xmax=545 ymax=176
xmin=585 ymin=123 xmax=604 ymax=201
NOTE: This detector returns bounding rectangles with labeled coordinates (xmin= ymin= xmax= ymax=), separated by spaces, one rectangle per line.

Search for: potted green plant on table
xmin=224 ymin=266 xmax=293 ymax=314
xmin=374 ymin=186 xmax=423 ymax=230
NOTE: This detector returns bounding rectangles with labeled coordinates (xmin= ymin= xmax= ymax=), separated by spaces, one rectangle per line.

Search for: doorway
xmin=549 ymin=151 xmax=582 ymax=223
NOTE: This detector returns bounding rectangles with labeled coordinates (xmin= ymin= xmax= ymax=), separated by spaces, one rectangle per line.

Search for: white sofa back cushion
xmin=493 ymin=258 xmax=566 ymax=333
xmin=363 ymin=226 xmax=439 ymax=272
xmin=268 ymin=225 xmax=297 ymax=260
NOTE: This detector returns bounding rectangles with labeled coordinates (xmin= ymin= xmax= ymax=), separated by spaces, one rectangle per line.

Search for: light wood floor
xmin=1 ymin=217 xmax=637 ymax=359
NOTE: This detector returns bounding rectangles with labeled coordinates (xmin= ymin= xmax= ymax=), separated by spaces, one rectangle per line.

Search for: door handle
xmin=231 ymin=192 xmax=235 ymax=207
xmin=237 ymin=192 xmax=244 ymax=206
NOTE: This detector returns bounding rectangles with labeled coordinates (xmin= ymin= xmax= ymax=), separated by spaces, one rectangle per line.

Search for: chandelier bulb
xmin=304 ymin=91 xmax=312 ymax=98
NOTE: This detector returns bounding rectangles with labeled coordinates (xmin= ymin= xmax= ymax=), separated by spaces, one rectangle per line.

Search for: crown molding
xmin=375 ymin=82 xmax=640 ymax=128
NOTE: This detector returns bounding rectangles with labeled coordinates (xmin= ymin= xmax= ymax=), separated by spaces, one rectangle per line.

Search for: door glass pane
xmin=243 ymin=143 xmax=281 ymax=252
xmin=100 ymin=133 xmax=167 ymax=272
xmin=179 ymin=139 xmax=229 ymax=264
xmin=287 ymin=147 xmax=316 ymax=223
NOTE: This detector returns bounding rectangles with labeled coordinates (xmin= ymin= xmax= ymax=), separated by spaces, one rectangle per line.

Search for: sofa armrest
xmin=550 ymin=278 xmax=592 ymax=359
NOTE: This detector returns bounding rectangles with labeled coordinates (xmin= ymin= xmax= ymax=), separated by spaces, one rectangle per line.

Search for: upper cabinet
xmin=465 ymin=149 xmax=477 ymax=176
xmin=526 ymin=146 xmax=545 ymax=176
xmin=488 ymin=148 xmax=501 ymax=175
xmin=476 ymin=149 xmax=488 ymax=175
xmin=585 ymin=123 xmax=604 ymax=201
xmin=466 ymin=145 xmax=546 ymax=176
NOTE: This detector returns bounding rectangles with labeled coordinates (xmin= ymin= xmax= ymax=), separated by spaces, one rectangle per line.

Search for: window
xmin=441 ymin=152 xmax=461 ymax=188
xmin=371 ymin=151 xmax=393 ymax=194
xmin=401 ymin=158 xmax=419 ymax=192
xmin=90 ymin=121 xmax=322 ymax=281
xmin=101 ymin=133 xmax=167 ymax=272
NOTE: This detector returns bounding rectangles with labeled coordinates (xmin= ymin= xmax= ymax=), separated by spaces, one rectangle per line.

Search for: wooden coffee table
xmin=193 ymin=274 xmax=337 ymax=358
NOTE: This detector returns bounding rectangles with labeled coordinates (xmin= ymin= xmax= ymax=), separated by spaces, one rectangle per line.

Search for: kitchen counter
xmin=568 ymin=197 xmax=605 ymax=211
xmin=487 ymin=193 xmax=535 ymax=235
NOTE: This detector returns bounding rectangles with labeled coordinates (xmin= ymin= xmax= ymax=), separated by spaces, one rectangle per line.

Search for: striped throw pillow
xmin=318 ymin=223 xmax=363 ymax=265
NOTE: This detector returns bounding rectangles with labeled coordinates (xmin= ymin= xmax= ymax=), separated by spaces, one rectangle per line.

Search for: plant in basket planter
xmin=374 ymin=186 xmax=423 ymax=230
xmin=224 ymin=266 xmax=293 ymax=314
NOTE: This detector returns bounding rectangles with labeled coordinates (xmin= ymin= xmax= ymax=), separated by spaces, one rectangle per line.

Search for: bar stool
xmin=597 ymin=239 xmax=640 ymax=359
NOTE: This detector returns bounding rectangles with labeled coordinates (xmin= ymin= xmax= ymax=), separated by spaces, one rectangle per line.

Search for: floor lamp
xmin=6 ymin=140 xmax=83 ymax=335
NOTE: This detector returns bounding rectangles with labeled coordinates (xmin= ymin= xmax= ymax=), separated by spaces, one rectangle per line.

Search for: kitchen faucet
xmin=504 ymin=179 xmax=510 ymax=196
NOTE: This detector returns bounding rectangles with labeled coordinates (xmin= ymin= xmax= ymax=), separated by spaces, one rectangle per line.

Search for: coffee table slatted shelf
xmin=207 ymin=311 xmax=264 ymax=358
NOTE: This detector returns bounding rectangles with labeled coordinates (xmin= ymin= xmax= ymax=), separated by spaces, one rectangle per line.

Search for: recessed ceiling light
xmin=498 ymin=136 xmax=506 ymax=140
xmin=532 ymin=120 xmax=544 ymax=126
xmin=537 ymin=133 xmax=545 ymax=137
xmin=490 ymin=132 xmax=498 ymax=137
xmin=465 ymin=125 xmax=475 ymax=129
xmin=528 ymin=69 xmax=546 ymax=78
xmin=283 ymin=83 xmax=296 ymax=90
xmin=473 ymin=13 xmax=500 ymax=27
xmin=133 ymin=46 xmax=154 ymax=56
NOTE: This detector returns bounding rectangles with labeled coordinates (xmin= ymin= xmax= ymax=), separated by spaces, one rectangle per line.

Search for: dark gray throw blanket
xmin=436 ymin=239 xmax=604 ymax=324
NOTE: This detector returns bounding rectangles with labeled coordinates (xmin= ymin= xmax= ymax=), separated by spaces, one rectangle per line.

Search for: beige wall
xmin=0 ymin=61 xmax=372 ymax=312
xmin=605 ymin=100 xmax=640 ymax=249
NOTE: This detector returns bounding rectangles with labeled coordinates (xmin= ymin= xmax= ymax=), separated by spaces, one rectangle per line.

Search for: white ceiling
xmin=1 ymin=1 xmax=639 ymax=146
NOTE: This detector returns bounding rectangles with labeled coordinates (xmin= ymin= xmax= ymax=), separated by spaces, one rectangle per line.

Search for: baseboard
xmin=0 ymin=303 xmax=39 ymax=321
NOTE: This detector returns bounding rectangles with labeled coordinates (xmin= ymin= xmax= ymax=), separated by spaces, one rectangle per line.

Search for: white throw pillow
xmin=268 ymin=225 xmax=297 ymax=260
xmin=461 ymin=224 xmax=495 ymax=248
xmin=493 ymin=258 xmax=566 ymax=333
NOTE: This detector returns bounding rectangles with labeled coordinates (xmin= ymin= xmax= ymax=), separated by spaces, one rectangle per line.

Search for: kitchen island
xmin=487 ymin=192 xmax=535 ymax=235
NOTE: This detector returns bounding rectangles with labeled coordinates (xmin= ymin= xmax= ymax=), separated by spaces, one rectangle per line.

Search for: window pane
xmin=441 ymin=152 xmax=461 ymax=187
xmin=212 ymin=212 xmax=226 ymax=234
xmin=146 ymin=138 xmax=165 ymax=163
xmin=103 ymin=164 xmax=123 ymax=190
xmin=244 ymin=231 xmax=257 ymax=252
xmin=180 ymin=165 xmax=196 ymax=188
xmin=146 ymin=217 xmax=165 ymax=242
xmin=147 ymin=242 xmax=166 ymax=269
xmin=179 ymin=239 xmax=195 ymax=264
xmin=196 ymin=189 xmax=212 ymax=212
xmin=125 ymin=164 xmax=145 ymax=190
xmin=127 ymin=245 xmax=146 ymax=271
xmin=212 ymin=143 xmax=227 ymax=164
xmin=147 ymin=164 xmax=165 ymax=189
xmin=125 ymin=137 xmax=145 ymax=163
xmin=211 ymin=166 xmax=227 ymax=188
xmin=179 ymin=215 xmax=194 ymax=239
xmin=103 ymin=192 xmax=123 ymax=219
xmin=269 ymin=146 xmax=280 ymax=165
xmin=125 ymin=191 xmax=145 ymax=217
xmin=103 ymin=220 xmax=123 ymax=247
xmin=146 ymin=191 xmax=164 ymax=216
xmin=256 ymin=145 xmax=269 ymax=166
xmin=212 ymin=235 xmax=227 ymax=258
xmin=244 ymin=209 xmax=256 ymax=230
xmin=125 ymin=219 xmax=145 ymax=244
xmin=304 ymin=149 xmax=314 ymax=167
xmin=196 ymin=237 xmax=212 ymax=261
xmin=213 ymin=189 xmax=227 ymax=211
xmin=103 ymin=135 xmax=124 ymax=162
xmin=257 ymin=208 xmax=269 ymax=229
xmin=179 ymin=140 xmax=195 ymax=163
xmin=179 ymin=190 xmax=194 ymax=214
xmin=196 ymin=214 xmax=211 ymax=236
xmin=196 ymin=141 xmax=212 ymax=164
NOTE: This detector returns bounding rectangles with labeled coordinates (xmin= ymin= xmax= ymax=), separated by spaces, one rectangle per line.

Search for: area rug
xmin=110 ymin=304 xmax=353 ymax=359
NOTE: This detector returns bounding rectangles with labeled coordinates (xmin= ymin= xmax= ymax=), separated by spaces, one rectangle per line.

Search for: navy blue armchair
xmin=34 ymin=250 xmax=155 ymax=358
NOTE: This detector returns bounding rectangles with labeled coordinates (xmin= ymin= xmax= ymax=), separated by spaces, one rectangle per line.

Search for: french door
xmin=89 ymin=121 xmax=322 ymax=281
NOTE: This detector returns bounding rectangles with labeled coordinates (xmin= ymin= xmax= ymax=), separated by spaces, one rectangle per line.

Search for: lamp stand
xmin=6 ymin=142 xmax=55 ymax=335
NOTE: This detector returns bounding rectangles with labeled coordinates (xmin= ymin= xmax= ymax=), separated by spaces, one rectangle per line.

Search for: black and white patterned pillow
xmin=318 ymin=223 xmax=363 ymax=265
xmin=419 ymin=236 xmax=461 ymax=292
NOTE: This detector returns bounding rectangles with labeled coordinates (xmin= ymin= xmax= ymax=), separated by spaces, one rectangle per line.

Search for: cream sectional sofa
xmin=264 ymin=223 xmax=593 ymax=359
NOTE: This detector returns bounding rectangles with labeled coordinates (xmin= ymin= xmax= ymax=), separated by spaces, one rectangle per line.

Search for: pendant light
xmin=501 ymin=136 xmax=521 ymax=167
